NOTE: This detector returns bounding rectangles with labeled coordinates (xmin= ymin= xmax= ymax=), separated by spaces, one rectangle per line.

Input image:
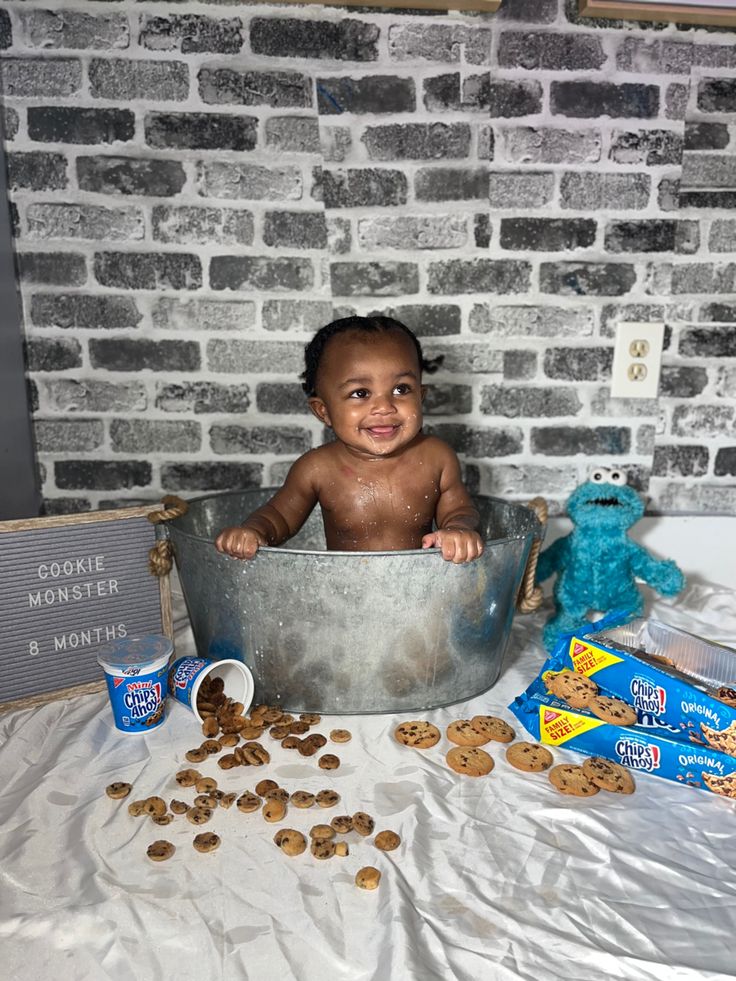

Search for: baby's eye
xmin=349 ymin=388 xmax=369 ymax=399
xmin=393 ymin=383 xmax=412 ymax=396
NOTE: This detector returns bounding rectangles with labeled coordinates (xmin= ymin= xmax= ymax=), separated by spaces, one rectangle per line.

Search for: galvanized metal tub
xmin=163 ymin=489 xmax=541 ymax=715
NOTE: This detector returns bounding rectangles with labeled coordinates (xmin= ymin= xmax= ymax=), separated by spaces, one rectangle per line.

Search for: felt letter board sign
xmin=0 ymin=506 xmax=172 ymax=711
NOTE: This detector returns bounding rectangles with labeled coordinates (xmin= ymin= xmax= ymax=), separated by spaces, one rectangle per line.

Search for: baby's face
xmin=308 ymin=329 xmax=425 ymax=460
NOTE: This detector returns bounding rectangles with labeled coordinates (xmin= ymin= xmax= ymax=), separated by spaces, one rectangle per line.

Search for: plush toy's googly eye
xmin=590 ymin=467 xmax=609 ymax=482
xmin=608 ymin=470 xmax=627 ymax=486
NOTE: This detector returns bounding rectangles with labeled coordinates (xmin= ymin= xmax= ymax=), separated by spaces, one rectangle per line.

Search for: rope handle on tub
xmin=147 ymin=495 xmax=189 ymax=578
xmin=147 ymin=494 xmax=189 ymax=524
xmin=516 ymin=496 xmax=548 ymax=614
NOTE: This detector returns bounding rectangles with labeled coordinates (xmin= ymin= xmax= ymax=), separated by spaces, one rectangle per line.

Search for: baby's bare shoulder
xmin=415 ymin=434 xmax=458 ymax=464
xmin=288 ymin=444 xmax=340 ymax=482
xmin=412 ymin=435 xmax=463 ymax=487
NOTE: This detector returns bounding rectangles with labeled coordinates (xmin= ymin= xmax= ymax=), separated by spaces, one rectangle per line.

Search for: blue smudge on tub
xmin=163 ymin=489 xmax=542 ymax=715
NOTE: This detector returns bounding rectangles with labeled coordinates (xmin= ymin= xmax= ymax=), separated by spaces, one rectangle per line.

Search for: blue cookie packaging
xmin=509 ymin=617 xmax=736 ymax=800
xmin=509 ymin=677 xmax=736 ymax=798
xmin=546 ymin=617 xmax=736 ymax=752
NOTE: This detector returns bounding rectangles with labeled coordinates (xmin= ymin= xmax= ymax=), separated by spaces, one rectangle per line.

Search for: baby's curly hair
xmin=301 ymin=315 xmax=443 ymax=397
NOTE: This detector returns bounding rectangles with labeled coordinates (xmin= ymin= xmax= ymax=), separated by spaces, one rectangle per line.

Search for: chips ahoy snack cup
xmin=169 ymin=656 xmax=254 ymax=722
xmin=97 ymin=634 xmax=172 ymax=734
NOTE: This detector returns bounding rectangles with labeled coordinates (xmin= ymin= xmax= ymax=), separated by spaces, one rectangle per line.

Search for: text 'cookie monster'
xmin=536 ymin=467 xmax=685 ymax=652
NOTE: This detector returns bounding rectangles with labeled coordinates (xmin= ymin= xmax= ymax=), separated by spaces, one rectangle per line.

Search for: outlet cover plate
xmin=610 ymin=321 xmax=665 ymax=399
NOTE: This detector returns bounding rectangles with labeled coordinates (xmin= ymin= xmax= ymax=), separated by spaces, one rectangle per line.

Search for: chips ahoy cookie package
xmin=509 ymin=615 xmax=736 ymax=799
xmin=546 ymin=616 xmax=736 ymax=756
xmin=510 ymin=676 xmax=736 ymax=799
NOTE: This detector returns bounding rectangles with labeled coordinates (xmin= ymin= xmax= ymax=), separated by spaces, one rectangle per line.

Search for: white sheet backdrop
xmin=1 ymin=580 xmax=735 ymax=981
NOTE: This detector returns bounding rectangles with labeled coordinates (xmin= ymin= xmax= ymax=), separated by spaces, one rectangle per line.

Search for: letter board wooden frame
xmin=580 ymin=0 xmax=736 ymax=26
xmin=0 ymin=505 xmax=173 ymax=713
xmin=294 ymin=0 xmax=500 ymax=9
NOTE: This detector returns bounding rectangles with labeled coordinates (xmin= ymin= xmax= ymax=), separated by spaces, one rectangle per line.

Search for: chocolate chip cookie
xmin=274 ymin=829 xmax=307 ymax=856
xmin=505 ymin=741 xmax=553 ymax=772
xmin=446 ymin=719 xmax=490 ymax=747
xmin=394 ymin=721 xmax=441 ymax=749
xmin=446 ymin=746 xmax=494 ymax=777
xmin=548 ymin=764 xmax=600 ymax=797
xmin=702 ymin=771 xmax=736 ymax=799
xmin=315 ymin=789 xmax=340 ymax=808
xmin=581 ymin=756 xmax=636 ymax=794
xmin=193 ymin=832 xmax=221 ymax=853
xmin=470 ymin=716 xmax=515 ymax=744
xmin=700 ymin=721 xmax=736 ymax=756
xmin=355 ymin=867 xmax=381 ymax=890
xmin=290 ymin=791 xmax=316 ymax=809
xmin=588 ymin=695 xmax=638 ymax=726
xmin=236 ymin=791 xmax=261 ymax=813
xmin=374 ymin=830 xmax=401 ymax=851
xmin=147 ymin=840 xmax=175 ymax=862
xmin=106 ymin=782 xmax=132 ymax=800
xmin=546 ymin=670 xmax=598 ymax=709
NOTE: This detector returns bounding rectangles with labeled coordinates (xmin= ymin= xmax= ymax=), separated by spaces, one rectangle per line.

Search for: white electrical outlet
xmin=610 ymin=322 xmax=665 ymax=399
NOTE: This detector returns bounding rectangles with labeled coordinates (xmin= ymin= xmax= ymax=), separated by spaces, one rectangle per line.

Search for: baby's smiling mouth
xmin=366 ymin=425 xmax=399 ymax=438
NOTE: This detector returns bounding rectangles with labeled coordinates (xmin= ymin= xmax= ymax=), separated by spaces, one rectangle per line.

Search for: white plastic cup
xmin=97 ymin=634 xmax=173 ymax=734
xmin=168 ymin=656 xmax=254 ymax=721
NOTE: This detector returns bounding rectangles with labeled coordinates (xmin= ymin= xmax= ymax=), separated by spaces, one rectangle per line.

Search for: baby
xmin=215 ymin=315 xmax=483 ymax=564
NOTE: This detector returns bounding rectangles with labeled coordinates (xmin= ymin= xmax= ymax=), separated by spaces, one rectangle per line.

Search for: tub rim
xmin=165 ymin=488 xmax=542 ymax=556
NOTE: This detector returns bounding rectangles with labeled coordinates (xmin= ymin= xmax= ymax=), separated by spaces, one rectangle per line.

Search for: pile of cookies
xmin=184 ymin=678 xmax=347 ymax=772
xmin=106 ymin=686 xmax=398 ymax=890
xmin=394 ymin=715 xmax=515 ymax=776
xmin=506 ymin=743 xmax=635 ymax=799
xmin=393 ymin=712 xmax=636 ymax=799
xmin=107 ymin=673 xmax=639 ymax=879
xmin=544 ymin=669 xmax=638 ymax=725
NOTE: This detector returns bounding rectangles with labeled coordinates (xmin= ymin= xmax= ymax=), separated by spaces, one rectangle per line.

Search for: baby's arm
xmin=421 ymin=443 xmax=483 ymax=564
xmin=215 ymin=455 xmax=319 ymax=559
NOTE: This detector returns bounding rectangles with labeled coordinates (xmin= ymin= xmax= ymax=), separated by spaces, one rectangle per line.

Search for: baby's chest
xmin=319 ymin=473 xmax=440 ymax=528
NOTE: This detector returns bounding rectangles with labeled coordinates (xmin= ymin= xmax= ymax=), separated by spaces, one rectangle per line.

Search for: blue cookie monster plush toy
xmin=536 ymin=466 xmax=685 ymax=652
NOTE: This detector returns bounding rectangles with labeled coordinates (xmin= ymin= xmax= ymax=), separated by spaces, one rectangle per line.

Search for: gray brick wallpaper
xmin=2 ymin=0 xmax=735 ymax=517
